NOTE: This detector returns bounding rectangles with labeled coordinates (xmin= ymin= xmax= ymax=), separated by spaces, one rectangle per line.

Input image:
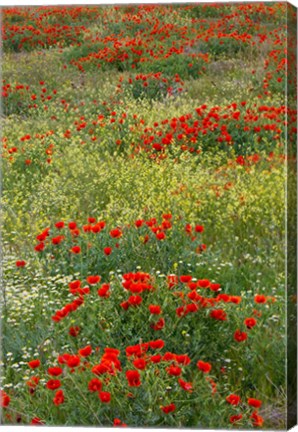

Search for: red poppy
xmin=230 ymin=414 xmax=243 ymax=423
xmin=251 ymin=411 xmax=264 ymax=427
xmin=167 ymin=365 xmax=182 ymax=376
xmin=86 ymin=275 xmax=101 ymax=285
xmin=210 ymin=283 xmax=221 ymax=292
xmin=178 ymin=378 xmax=193 ymax=392
xmin=79 ymin=345 xmax=92 ymax=357
xmin=68 ymin=222 xmax=77 ymax=230
xmin=16 ymin=260 xmax=26 ymax=267
xmin=53 ymin=389 xmax=64 ymax=406
xmin=244 ymin=318 xmax=257 ymax=329
xmin=180 ymin=275 xmax=192 ymax=283
xmin=210 ymin=309 xmax=227 ymax=321
xmin=52 ymin=235 xmax=64 ymax=245
xmin=55 ymin=221 xmax=64 ymax=229
xmin=248 ymin=398 xmax=262 ymax=408
xmin=48 ymin=367 xmax=63 ymax=376
xmin=31 ymin=417 xmax=44 ymax=425
xmin=99 ymin=391 xmax=111 ymax=403
xmin=88 ymin=378 xmax=102 ymax=392
xmin=149 ymin=305 xmax=162 ymax=315
xmin=128 ymin=295 xmax=142 ymax=306
xmin=34 ymin=242 xmax=45 ymax=252
xmin=113 ymin=418 xmax=127 ymax=427
xmin=98 ymin=284 xmax=110 ymax=298
xmin=70 ymin=246 xmax=81 ymax=254
xmin=161 ymin=403 xmax=176 ymax=414
xmin=103 ymin=246 xmax=112 ymax=256
xmin=1 ymin=390 xmax=10 ymax=407
xmin=198 ymin=279 xmax=210 ymax=288
xmin=110 ymin=228 xmax=122 ymax=238
xmin=151 ymin=318 xmax=165 ymax=330
xmin=149 ymin=339 xmax=164 ymax=350
xmin=254 ymin=295 xmax=267 ymax=304
xmin=226 ymin=394 xmax=241 ymax=405
xmin=69 ymin=326 xmax=80 ymax=337
xmin=126 ymin=370 xmax=141 ymax=387
xmin=46 ymin=379 xmax=61 ymax=390
xmin=197 ymin=360 xmax=212 ymax=373
xmin=156 ymin=232 xmax=166 ymax=240
xmin=28 ymin=359 xmax=40 ymax=369
xmin=195 ymin=225 xmax=204 ymax=233
xmin=133 ymin=358 xmax=146 ymax=370
xmin=66 ymin=355 xmax=80 ymax=368
xmin=234 ymin=329 xmax=248 ymax=342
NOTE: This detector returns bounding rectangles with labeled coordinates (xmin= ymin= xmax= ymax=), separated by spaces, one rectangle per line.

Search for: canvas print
xmin=1 ymin=2 xmax=297 ymax=429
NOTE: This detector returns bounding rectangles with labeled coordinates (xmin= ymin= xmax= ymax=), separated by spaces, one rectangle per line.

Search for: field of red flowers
xmin=1 ymin=2 xmax=296 ymax=428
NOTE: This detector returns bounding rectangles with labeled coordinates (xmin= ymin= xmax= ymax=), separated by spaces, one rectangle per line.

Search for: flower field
xmin=1 ymin=2 xmax=297 ymax=428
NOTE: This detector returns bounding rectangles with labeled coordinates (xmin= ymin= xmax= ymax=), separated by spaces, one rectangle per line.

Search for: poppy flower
xmin=16 ymin=260 xmax=26 ymax=267
xmin=244 ymin=318 xmax=257 ymax=329
xmin=53 ymin=389 xmax=64 ymax=405
xmin=46 ymin=380 xmax=61 ymax=390
xmin=31 ymin=417 xmax=44 ymax=425
xmin=135 ymin=219 xmax=144 ymax=228
xmin=110 ymin=228 xmax=122 ymax=238
xmin=113 ymin=418 xmax=127 ymax=427
xmin=180 ymin=275 xmax=192 ymax=283
xmin=70 ymin=246 xmax=81 ymax=254
xmin=88 ymin=378 xmax=102 ymax=392
xmin=99 ymin=391 xmax=111 ymax=403
xmin=78 ymin=345 xmax=92 ymax=357
xmin=198 ymin=279 xmax=210 ymax=288
xmin=150 ymin=354 xmax=162 ymax=363
xmin=34 ymin=242 xmax=45 ymax=252
xmin=161 ymin=403 xmax=176 ymax=414
xmin=210 ymin=283 xmax=221 ymax=292
xmin=149 ymin=339 xmax=164 ymax=350
xmin=86 ymin=275 xmax=101 ymax=285
xmin=66 ymin=355 xmax=80 ymax=368
xmin=92 ymin=363 xmax=108 ymax=376
xmin=178 ymin=378 xmax=193 ymax=392
xmin=104 ymin=247 xmax=112 ymax=255
xmin=68 ymin=222 xmax=77 ymax=230
xmin=48 ymin=367 xmax=63 ymax=376
xmin=69 ymin=326 xmax=80 ymax=337
xmin=133 ymin=358 xmax=147 ymax=370
xmin=248 ymin=398 xmax=262 ymax=408
xmin=226 ymin=394 xmax=241 ymax=405
xmin=126 ymin=370 xmax=141 ymax=387
xmin=98 ymin=284 xmax=110 ymax=297
xmin=210 ymin=309 xmax=227 ymax=321
xmin=28 ymin=359 xmax=40 ymax=369
xmin=151 ymin=318 xmax=165 ymax=330
xmin=175 ymin=354 xmax=191 ymax=365
xmin=254 ymin=295 xmax=267 ymax=304
xmin=52 ymin=235 xmax=64 ymax=245
xmin=195 ymin=225 xmax=204 ymax=233
xmin=55 ymin=221 xmax=64 ymax=229
xmin=197 ymin=360 xmax=212 ymax=373
xmin=149 ymin=305 xmax=162 ymax=314
xmin=251 ymin=411 xmax=264 ymax=427
xmin=230 ymin=414 xmax=243 ymax=423
xmin=234 ymin=329 xmax=248 ymax=342
xmin=1 ymin=390 xmax=10 ymax=407
xmin=167 ymin=365 xmax=182 ymax=376
xmin=156 ymin=232 xmax=166 ymax=240
xmin=128 ymin=295 xmax=142 ymax=306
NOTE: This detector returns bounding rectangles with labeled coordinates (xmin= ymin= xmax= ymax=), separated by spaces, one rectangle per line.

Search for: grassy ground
xmin=1 ymin=3 xmax=293 ymax=428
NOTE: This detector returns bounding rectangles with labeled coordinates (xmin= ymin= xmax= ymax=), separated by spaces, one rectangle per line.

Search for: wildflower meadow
xmin=1 ymin=2 xmax=297 ymax=429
